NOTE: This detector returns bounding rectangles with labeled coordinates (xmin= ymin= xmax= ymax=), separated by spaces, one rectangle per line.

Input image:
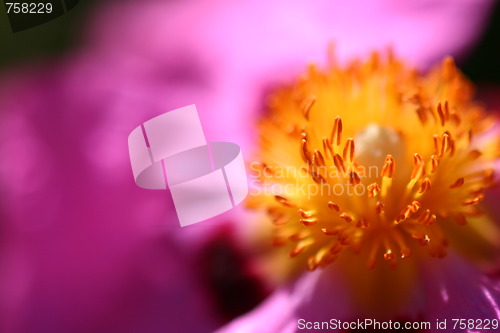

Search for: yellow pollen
xmin=381 ymin=155 xmax=396 ymax=178
xmin=418 ymin=178 xmax=432 ymax=194
xmin=250 ymin=52 xmax=500 ymax=273
xmin=330 ymin=116 xmax=343 ymax=146
xmin=343 ymin=138 xmax=355 ymax=164
xmin=367 ymin=183 xmax=381 ymax=197
xmin=301 ymin=97 xmax=316 ymax=120
xmin=327 ymin=201 xmax=340 ymax=212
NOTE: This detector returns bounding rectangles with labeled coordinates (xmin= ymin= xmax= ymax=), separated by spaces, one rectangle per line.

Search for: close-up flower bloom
xmin=0 ymin=0 xmax=499 ymax=332
xmin=221 ymin=53 xmax=500 ymax=332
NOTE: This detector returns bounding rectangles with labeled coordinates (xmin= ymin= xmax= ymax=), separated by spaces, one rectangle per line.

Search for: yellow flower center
xmin=249 ymin=53 xmax=500 ymax=275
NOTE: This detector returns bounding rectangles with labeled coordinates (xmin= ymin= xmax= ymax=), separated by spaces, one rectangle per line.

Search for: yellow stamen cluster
xmin=249 ymin=53 xmax=500 ymax=272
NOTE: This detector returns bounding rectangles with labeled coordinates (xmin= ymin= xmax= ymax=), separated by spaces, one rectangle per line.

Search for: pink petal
xmin=419 ymin=254 xmax=500 ymax=328
xmin=217 ymin=266 xmax=355 ymax=333
xmin=83 ymin=0 xmax=495 ymax=154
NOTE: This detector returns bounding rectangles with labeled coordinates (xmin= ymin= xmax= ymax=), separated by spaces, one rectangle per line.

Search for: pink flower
xmin=0 ymin=1 xmax=496 ymax=333
xmin=219 ymin=255 xmax=500 ymax=333
xmin=85 ymin=0 xmax=494 ymax=151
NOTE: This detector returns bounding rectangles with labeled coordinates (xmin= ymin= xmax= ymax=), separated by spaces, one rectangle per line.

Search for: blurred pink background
xmin=0 ymin=1 xmax=499 ymax=332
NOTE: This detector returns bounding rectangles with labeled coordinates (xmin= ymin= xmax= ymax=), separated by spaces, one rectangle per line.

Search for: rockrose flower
xmin=220 ymin=54 xmax=500 ymax=332
xmin=0 ymin=0 xmax=497 ymax=333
